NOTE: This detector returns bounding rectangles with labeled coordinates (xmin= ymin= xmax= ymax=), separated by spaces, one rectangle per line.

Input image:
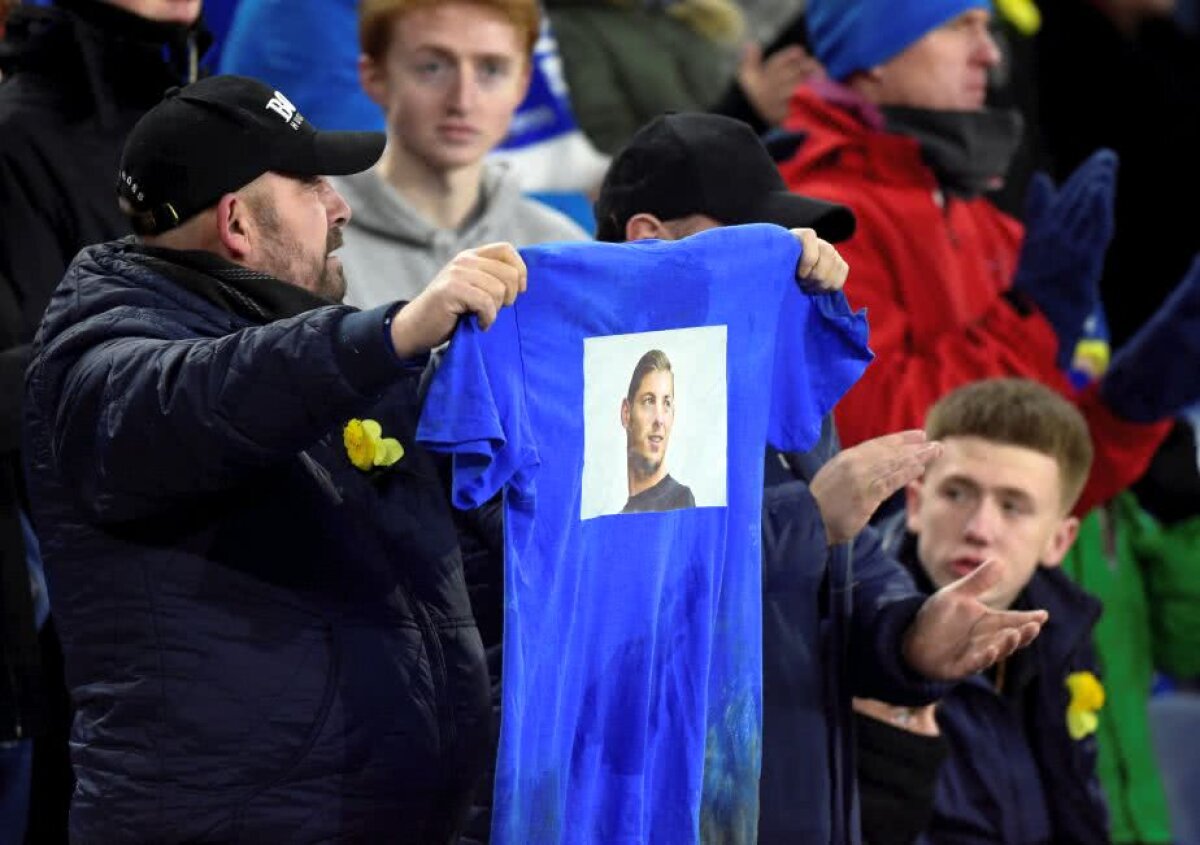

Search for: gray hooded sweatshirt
xmin=333 ymin=163 xmax=591 ymax=308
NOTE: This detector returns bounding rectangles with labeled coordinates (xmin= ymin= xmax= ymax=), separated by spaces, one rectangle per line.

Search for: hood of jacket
xmin=335 ymin=162 xmax=534 ymax=248
xmin=0 ymin=0 xmax=210 ymax=127
xmin=780 ymin=83 xmax=940 ymax=193
xmin=780 ymin=82 xmax=1022 ymax=198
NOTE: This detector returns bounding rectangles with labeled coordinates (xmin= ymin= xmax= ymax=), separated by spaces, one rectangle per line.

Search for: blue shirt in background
xmin=418 ymin=225 xmax=872 ymax=844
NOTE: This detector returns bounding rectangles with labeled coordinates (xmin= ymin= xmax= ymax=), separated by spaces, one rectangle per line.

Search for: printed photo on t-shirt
xmin=581 ymin=325 xmax=728 ymax=519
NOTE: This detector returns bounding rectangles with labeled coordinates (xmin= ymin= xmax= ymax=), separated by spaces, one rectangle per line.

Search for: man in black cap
xmin=21 ymin=75 xmax=525 ymax=843
xmin=594 ymin=112 xmax=1050 ymax=844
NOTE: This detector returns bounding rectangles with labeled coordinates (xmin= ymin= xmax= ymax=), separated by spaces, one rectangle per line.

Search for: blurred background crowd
xmin=1 ymin=0 xmax=1198 ymax=843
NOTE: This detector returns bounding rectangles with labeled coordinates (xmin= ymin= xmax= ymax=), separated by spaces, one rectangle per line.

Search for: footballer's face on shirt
xmin=621 ymin=369 xmax=676 ymax=476
xmin=905 ymin=436 xmax=1079 ymax=610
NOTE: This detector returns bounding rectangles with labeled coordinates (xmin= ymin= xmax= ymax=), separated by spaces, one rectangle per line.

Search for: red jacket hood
xmin=779 ymin=84 xmax=940 ymax=194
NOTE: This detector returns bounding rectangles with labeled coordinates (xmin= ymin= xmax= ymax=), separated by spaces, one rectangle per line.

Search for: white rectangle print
xmin=581 ymin=325 xmax=728 ymax=520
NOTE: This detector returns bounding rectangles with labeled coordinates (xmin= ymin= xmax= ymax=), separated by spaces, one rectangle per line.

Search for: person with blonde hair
xmin=859 ymin=378 xmax=1107 ymax=844
xmin=334 ymin=0 xmax=589 ymax=309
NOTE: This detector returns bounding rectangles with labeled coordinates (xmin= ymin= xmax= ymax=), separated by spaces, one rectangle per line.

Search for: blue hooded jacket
xmin=878 ymin=523 xmax=1109 ymax=845
xmin=759 ymin=429 xmax=943 ymax=845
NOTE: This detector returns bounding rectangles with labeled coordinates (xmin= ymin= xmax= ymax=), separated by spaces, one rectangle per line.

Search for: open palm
xmin=901 ymin=560 xmax=1048 ymax=682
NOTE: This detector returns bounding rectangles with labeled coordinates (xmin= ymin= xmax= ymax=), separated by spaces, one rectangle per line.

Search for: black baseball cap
xmin=118 ymin=75 xmax=386 ymax=234
xmin=594 ymin=113 xmax=856 ymax=243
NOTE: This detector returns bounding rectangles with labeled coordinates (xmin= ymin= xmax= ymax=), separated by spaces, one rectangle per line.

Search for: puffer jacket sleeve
xmin=27 ymin=301 xmax=406 ymax=523
xmin=845 ymin=524 xmax=945 ymax=705
xmin=769 ymin=422 xmax=942 ymax=704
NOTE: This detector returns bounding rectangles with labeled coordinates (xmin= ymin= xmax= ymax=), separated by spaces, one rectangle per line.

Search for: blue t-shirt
xmin=418 ymin=224 xmax=872 ymax=844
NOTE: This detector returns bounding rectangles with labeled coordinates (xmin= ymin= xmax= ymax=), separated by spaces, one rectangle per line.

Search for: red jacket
xmin=778 ymin=85 xmax=1168 ymax=514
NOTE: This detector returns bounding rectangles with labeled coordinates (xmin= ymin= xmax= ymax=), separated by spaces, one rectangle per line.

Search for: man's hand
xmin=1012 ymin=149 xmax=1117 ymax=368
xmin=810 ymin=430 xmax=941 ymax=544
xmin=390 ymin=242 xmax=527 ymax=359
xmin=791 ymin=228 xmax=849 ymax=292
xmin=737 ymin=43 xmax=824 ymax=127
xmin=902 ymin=559 xmax=1048 ymax=682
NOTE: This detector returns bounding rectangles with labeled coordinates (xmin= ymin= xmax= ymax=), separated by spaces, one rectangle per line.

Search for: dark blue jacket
xmin=880 ymin=528 xmax=1108 ymax=845
xmin=759 ymin=432 xmax=941 ymax=845
xmin=22 ymin=241 xmax=491 ymax=843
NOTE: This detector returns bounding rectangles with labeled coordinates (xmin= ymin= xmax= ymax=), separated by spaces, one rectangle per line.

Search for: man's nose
xmin=963 ymin=499 xmax=1001 ymax=544
xmin=448 ymin=64 xmax=477 ymax=111
xmin=975 ymin=26 xmax=1003 ymax=68
xmin=324 ymin=182 xmax=352 ymax=228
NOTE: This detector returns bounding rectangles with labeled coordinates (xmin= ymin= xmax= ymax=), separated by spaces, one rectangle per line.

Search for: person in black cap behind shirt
xmin=594 ymin=112 xmax=1053 ymax=844
xmin=21 ymin=74 xmax=527 ymax=843
xmin=594 ymin=111 xmax=857 ymax=244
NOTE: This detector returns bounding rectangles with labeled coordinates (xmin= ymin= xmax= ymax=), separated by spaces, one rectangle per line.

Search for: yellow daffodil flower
xmin=343 ymin=418 xmax=404 ymax=472
xmin=1066 ymin=671 xmax=1105 ymax=740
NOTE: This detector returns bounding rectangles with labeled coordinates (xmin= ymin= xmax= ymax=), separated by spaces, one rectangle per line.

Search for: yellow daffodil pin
xmin=343 ymin=418 xmax=404 ymax=472
xmin=1065 ymin=671 xmax=1105 ymax=740
xmin=1071 ymin=338 xmax=1111 ymax=381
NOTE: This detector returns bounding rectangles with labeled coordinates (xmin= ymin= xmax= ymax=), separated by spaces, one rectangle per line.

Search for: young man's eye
xmin=478 ymin=59 xmax=508 ymax=81
xmin=1001 ymin=499 xmax=1028 ymax=517
xmin=942 ymin=486 xmax=967 ymax=503
xmin=415 ymin=59 xmax=447 ymax=77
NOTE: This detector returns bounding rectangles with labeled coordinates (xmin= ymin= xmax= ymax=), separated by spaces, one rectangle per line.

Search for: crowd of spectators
xmin=2 ymin=0 xmax=1198 ymax=843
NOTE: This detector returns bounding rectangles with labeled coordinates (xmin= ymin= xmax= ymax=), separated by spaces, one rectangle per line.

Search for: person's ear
xmin=620 ymin=397 xmax=631 ymax=429
xmin=625 ymin=213 xmax=670 ymax=242
xmin=905 ymin=479 xmax=925 ymax=534
xmin=1039 ymin=515 xmax=1080 ymax=568
xmin=214 ymin=192 xmax=264 ymax=264
xmin=846 ymin=66 xmax=885 ymax=100
xmin=360 ymin=53 xmax=389 ymax=110
xmin=214 ymin=193 xmax=253 ymax=261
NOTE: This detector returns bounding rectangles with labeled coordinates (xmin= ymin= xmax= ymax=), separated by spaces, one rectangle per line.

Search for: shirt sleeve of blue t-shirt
xmin=768 ymin=284 xmax=873 ymax=453
xmin=417 ymin=309 xmax=538 ymax=510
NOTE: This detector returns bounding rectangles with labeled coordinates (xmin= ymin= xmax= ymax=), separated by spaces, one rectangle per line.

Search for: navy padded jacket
xmin=23 ymin=241 xmax=491 ymax=843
